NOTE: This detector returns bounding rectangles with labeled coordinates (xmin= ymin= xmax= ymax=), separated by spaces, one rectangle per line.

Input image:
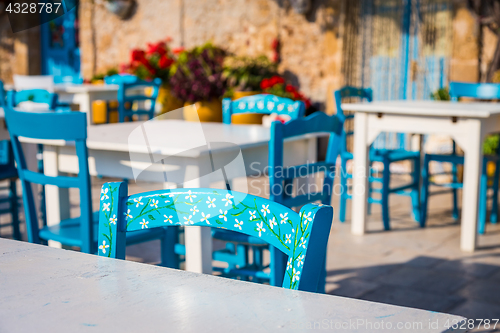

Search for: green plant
xmin=222 ymin=55 xmax=277 ymax=98
xmin=91 ymin=68 xmax=119 ymax=82
xmin=430 ymin=87 xmax=450 ymax=101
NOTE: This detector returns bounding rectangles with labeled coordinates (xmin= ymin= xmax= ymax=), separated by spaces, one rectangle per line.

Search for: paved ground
xmin=2 ymin=175 xmax=500 ymax=332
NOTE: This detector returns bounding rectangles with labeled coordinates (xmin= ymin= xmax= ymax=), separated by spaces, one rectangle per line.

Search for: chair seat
xmin=341 ymin=149 xmax=419 ymax=162
xmin=39 ymin=211 xmax=166 ymax=250
xmin=212 ymin=229 xmax=268 ymax=246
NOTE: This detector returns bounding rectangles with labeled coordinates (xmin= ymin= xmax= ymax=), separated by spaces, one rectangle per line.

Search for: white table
xmin=342 ymin=100 xmax=500 ymax=252
xmin=27 ymin=120 xmax=317 ymax=274
xmin=0 ymin=239 xmax=467 ymax=333
xmin=54 ymin=84 xmax=119 ymax=124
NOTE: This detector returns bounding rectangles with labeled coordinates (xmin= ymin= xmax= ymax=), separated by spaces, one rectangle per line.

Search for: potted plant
xmin=122 ymin=38 xmax=184 ymax=114
xmin=169 ymin=43 xmax=226 ymax=122
xmin=260 ymin=76 xmax=312 ymax=109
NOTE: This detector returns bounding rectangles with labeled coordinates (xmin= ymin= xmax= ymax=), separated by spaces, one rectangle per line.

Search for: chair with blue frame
xmin=4 ymin=108 xmax=177 ymax=263
xmin=98 ymin=181 xmax=333 ymax=292
xmin=214 ymin=94 xmax=306 ymax=282
xmin=421 ymin=82 xmax=500 ymax=233
xmin=222 ymin=94 xmax=306 ymax=124
xmin=212 ymin=111 xmax=341 ymax=292
xmin=334 ymin=86 xmax=421 ymax=230
xmin=0 ymin=81 xmax=21 ymax=240
xmin=104 ymin=74 xmax=162 ymax=123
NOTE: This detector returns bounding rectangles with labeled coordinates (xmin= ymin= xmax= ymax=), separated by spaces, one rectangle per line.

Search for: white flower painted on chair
xmin=125 ymin=209 xmax=133 ymax=220
xmin=219 ymin=209 xmax=227 ymax=222
xmin=267 ymin=101 xmax=275 ymax=110
xmin=296 ymin=255 xmax=304 ymax=267
xmin=109 ymin=214 xmax=117 ymax=225
xmin=190 ymin=205 xmax=199 ymax=215
xmin=280 ymin=213 xmax=288 ymax=224
xmin=269 ymin=217 xmax=277 ymax=230
xmin=100 ymin=188 xmax=109 ymax=200
xmin=256 ymin=222 xmax=266 ymax=237
xmin=150 ymin=199 xmax=159 ymax=208
xmin=200 ymin=212 xmax=210 ymax=224
xmin=287 ymin=105 xmax=294 ymax=112
xmin=285 ymin=234 xmax=292 ymax=244
xmin=140 ymin=219 xmax=149 ymax=229
xmin=292 ymin=268 xmax=301 ymax=282
xmin=102 ymin=203 xmax=110 ymax=212
xmin=164 ymin=215 xmax=173 ymax=223
xmin=222 ymin=194 xmax=233 ymax=207
xmin=277 ymin=104 xmax=285 ymax=112
xmin=257 ymin=101 xmax=264 ymax=109
xmin=261 ymin=204 xmax=270 ymax=217
xmin=206 ymin=197 xmax=216 ymax=208
xmin=248 ymin=101 xmax=255 ymax=108
xmin=287 ymin=258 xmax=292 ymax=270
xmin=99 ymin=240 xmax=109 ymax=254
xmin=301 ymin=211 xmax=312 ymax=224
xmin=234 ymin=219 xmax=243 ymax=230
xmin=185 ymin=190 xmax=196 ymax=202
xmin=238 ymin=102 xmax=245 ymax=109
xmin=134 ymin=197 xmax=143 ymax=207
xmin=299 ymin=237 xmax=307 ymax=248
xmin=184 ymin=215 xmax=193 ymax=225
xmin=249 ymin=211 xmax=257 ymax=220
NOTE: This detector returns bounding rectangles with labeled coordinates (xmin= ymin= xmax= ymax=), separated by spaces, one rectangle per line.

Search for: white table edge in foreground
xmin=0 ymin=239 xmax=468 ymax=333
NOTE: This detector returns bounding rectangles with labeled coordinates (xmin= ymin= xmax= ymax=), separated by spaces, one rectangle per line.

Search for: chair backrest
xmin=269 ymin=111 xmax=343 ymax=208
xmin=7 ymin=89 xmax=58 ymax=110
xmin=4 ymin=108 xmax=93 ymax=253
xmin=13 ymin=75 xmax=54 ymax=93
xmin=105 ymin=74 xmax=162 ymax=122
xmin=0 ymin=80 xmax=5 ymax=107
xmin=98 ymin=181 xmax=333 ymax=292
xmin=449 ymin=82 xmax=500 ymax=101
xmin=222 ymin=94 xmax=306 ymax=124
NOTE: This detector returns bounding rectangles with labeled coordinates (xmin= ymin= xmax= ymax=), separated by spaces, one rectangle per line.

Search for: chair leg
xmin=451 ymin=163 xmax=459 ymax=220
xmin=9 ymin=180 xmax=21 ymax=241
xmin=367 ymin=172 xmax=373 ymax=216
xmin=420 ymin=155 xmax=430 ymax=227
xmin=381 ymin=157 xmax=391 ymax=231
xmin=478 ymin=161 xmax=488 ymax=235
xmin=339 ymin=158 xmax=348 ymax=223
xmin=410 ymin=157 xmax=421 ymax=223
xmin=270 ymin=245 xmax=286 ymax=287
xmin=160 ymin=226 xmax=180 ymax=268
xmin=490 ymin=160 xmax=500 ymax=224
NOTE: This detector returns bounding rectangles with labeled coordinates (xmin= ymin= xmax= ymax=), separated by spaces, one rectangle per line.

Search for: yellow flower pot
xmin=183 ymin=99 xmax=223 ymax=123
xmin=154 ymin=85 xmax=184 ymax=115
xmin=231 ymin=91 xmax=264 ymax=125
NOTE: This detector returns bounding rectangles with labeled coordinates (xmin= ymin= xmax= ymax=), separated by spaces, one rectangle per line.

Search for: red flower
xmin=147 ymin=42 xmax=167 ymax=56
xmin=269 ymin=76 xmax=284 ymax=86
xmin=131 ymin=49 xmax=146 ymax=62
xmin=172 ymin=47 xmax=185 ymax=55
xmin=304 ymin=99 xmax=312 ymax=109
xmin=285 ymin=84 xmax=296 ymax=93
xmin=260 ymin=78 xmax=270 ymax=90
xmin=159 ymin=56 xmax=174 ymax=69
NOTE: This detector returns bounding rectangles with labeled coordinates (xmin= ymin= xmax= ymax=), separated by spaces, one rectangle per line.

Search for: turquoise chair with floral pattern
xmin=98 ymin=181 xmax=333 ymax=292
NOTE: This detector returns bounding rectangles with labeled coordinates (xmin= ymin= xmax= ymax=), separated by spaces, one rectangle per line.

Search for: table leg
xmin=457 ymin=120 xmax=483 ymax=252
xmin=43 ymin=145 xmax=70 ymax=248
xmin=352 ymin=112 xmax=370 ymax=235
xmin=183 ymin=168 xmax=213 ymax=274
xmin=74 ymin=93 xmax=94 ymax=125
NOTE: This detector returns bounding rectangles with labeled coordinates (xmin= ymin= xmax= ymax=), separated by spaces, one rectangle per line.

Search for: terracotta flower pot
xmin=231 ymin=91 xmax=265 ymax=125
xmin=183 ymin=99 xmax=223 ymax=123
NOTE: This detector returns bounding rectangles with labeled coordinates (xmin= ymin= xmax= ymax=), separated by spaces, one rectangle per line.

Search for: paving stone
xmin=434 ymin=260 xmax=500 ymax=278
xmin=457 ymin=280 xmax=500 ymax=306
xmin=326 ymin=277 xmax=379 ymax=298
xmin=448 ymin=300 xmax=500 ymax=332
xmin=375 ymin=265 xmax=432 ymax=287
xmin=405 ymin=256 xmax=447 ymax=268
xmin=411 ymin=270 xmax=472 ymax=295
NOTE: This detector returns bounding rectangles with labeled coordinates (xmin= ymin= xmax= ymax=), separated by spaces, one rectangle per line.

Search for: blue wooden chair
xmin=421 ymin=82 xmax=500 ymax=233
xmin=212 ymin=112 xmax=341 ymax=292
xmin=4 ymin=108 xmax=176 ymax=262
xmin=222 ymin=94 xmax=306 ymax=124
xmin=98 ymin=181 xmax=333 ymax=292
xmin=334 ymin=86 xmax=421 ymax=230
xmin=104 ymin=74 xmax=161 ymax=123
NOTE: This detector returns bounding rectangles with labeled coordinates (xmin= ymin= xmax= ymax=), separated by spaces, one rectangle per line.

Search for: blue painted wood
xmin=104 ymin=74 xmax=162 ymax=123
xmin=4 ymin=108 xmax=172 ymax=258
xmin=0 ymin=80 xmax=5 ymax=107
xmin=98 ymin=181 xmax=333 ymax=292
xmin=7 ymin=89 xmax=58 ymax=109
xmin=222 ymin=94 xmax=305 ymax=124
xmin=422 ymin=82 xmax=500 ymax=233
xmin=335 ymin=86 xmax=421 ymax=230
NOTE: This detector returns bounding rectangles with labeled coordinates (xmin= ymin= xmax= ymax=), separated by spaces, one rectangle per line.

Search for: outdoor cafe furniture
xmin=421 ymin=82 xmax=500 ymax=234
xmin=335 ymin=87 xmax=420 ymax=231
xmin=342 ymin=100 xmax=500 ymax=252
xmin=16 ymin=118 xmax=318 ymax=274
xmin=4 ymin=108 xmax=174 ymax=259
xmin=0 ymin=238 xmax=467 ymax=333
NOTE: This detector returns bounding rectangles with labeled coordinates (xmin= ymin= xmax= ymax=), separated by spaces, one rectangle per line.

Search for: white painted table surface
xmin=342 ymin=100 xmax=500 ymax=252
xmin=54 ymin=84 xmax=119 ymax=124
xmin=0 ymin=239 xmax=467 ymax=333
xmin=21 ymin=120 xmax=317 ymax=275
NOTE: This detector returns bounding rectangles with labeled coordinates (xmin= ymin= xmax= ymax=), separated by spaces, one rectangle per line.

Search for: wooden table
xmin=342 ymin=100 xmax=500 ymax=252
xmin=25 ymin=120 xmax=317 ymax=275
xmin=54 ymin=84 xmax=119 ymax=124
xmin=0 ymin=239 xmax=467 ymax=333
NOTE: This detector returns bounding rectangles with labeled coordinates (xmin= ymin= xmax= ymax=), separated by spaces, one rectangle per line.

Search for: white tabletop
xmin=341 ymin=100 xmax=500 ymax=118
xmin=54 ymin=84 xmax=119 ymax=93
xmin=0 ymin=239 xmax=466 ymax=333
